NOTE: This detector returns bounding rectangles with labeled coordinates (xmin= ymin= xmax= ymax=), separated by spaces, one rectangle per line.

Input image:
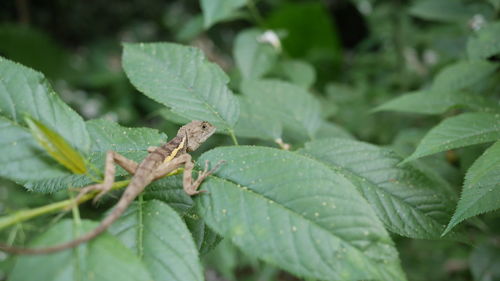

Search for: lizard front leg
xmin=183 ymin=159 xmax=225 ymax=195
xmin=76 ymin=151 xmax=139 ymax=204
xmin=153 ymin=154 xmax=224 ymax=195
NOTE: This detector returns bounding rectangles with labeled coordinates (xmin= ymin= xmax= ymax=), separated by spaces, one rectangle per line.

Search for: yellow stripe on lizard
xmin=164 ymin=135 xmax=186 ymax=163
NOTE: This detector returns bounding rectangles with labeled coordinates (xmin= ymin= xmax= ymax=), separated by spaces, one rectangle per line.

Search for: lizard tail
xmin=0 ymin=194 xmax=131 ymax=255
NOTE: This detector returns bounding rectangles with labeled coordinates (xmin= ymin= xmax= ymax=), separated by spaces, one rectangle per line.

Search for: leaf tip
xmin=398 ymin=156 xmax=414 ymax=166
xmin=441 ymin=221 xmax=457 ymax=237
xmin=370 ymin=106 xmax=383 ymax=114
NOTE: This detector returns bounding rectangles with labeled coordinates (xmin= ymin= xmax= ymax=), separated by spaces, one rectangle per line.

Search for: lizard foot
xmin=205 ymin=159 xmax=226 ymax=175
xmin=73 ymin=183 xmax=113 ymax=205
xmin=65 ymin=183 xmax=104 ymax=210
xmin=186 ymin=160 xmax=226 ymax=195
xmin=92 ymin=184 xmax=114 ymax=204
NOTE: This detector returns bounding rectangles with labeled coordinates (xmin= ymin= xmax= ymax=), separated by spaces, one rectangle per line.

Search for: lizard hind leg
xmin=75 ymin=151 xmax=138 ymax=205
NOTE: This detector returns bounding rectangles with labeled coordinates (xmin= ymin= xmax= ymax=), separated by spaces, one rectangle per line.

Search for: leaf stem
xmin=70 ymin=191 xmax=82 ymax=226
xmin=0 ymin=180 xmax=130 ymax=231
xmin=0 ymin=167 xmax=187 ymax=231
xmin=137 ymin=194 xmax=145 ymax=260
xmin=70 ymin=190 xmax=83 ymax=280
xmin=228 ymin=129 xmax=239 ymax=145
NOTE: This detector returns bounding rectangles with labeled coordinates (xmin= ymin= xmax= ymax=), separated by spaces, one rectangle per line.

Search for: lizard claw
xmin=199 ymin=159 xmax=225 ymax=178
xmin=188 ymin=189 xmax=209 ymax=196
xmin=186 ymin=160 xmax=225 ymax=196
xmin=209 ymin=160 xmax=226 ymax=174
xmin=65 ymin=184 xmax=100 ymax=210
xmin=92 ymin=185 xmax=113 ymax=204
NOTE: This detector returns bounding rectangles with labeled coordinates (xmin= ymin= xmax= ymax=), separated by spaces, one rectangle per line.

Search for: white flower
xmin=257 ymin=30 xmax=282 ymax=51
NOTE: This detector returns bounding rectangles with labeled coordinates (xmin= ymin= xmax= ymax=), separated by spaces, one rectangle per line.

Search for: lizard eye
xmin=202 ymin=124 xmax=207 ymax=129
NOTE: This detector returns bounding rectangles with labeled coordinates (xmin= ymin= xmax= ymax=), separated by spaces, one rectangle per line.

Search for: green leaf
xmin=123 ymin=43 xmax=240 ymax=132
xmin=184 ymin=208 xmax=222 ymax=256
xmin=158 ymin=107 xmax=191 ymax=125
xmin=0 ymin=24 xmax=67 ymax=78
xmin=234 ymin=29 xmax=279 ymax=80
xmin=144 ymin=175 xmax=194 ymax=214
xmin=314 ymin=121 xmax=354 ymax=140
xmin=444 ymin=141 xmax=500 ymax=234
xmin=266 ymin=2 xmax=341 ymax=64
xmin=278 ymin=59 xmax=316 ymax=89
xmin=0 ymin=116 xmax=68 ymax=183
xmin=9 ymin=220 xmax=153 ymax=281
xmin=490 ymin=0 xmax=500 ymax=10
xmin=468 ymin=22 xmax=500 ymax=60
xmin=405 ymin=113 xmax=500 ymax=162
xmin=0 ymin=56 xmax=90 ymax=152
xmin=375 ymin=91 xmax=455 ymax=115
xmin=299 ymin=138 xmax=455 ymax=239
xmin=325 ymin=83 xmax=380 ymax=140
xmin=241 ymin=79 xmax=321 ymax=141
xmin=469 ymin=242 xmax=500 ymax=281
xmin=234 ymin=96 xmax=282 ymax=141
xmin=142 ymin=175 xmax=222 ymax=255
xmin=26 ymin=119 xmax=167 ymax=193
xmin=374 ymin=90 xmax=496 ymax=115
xmin=200 ymin=0 xmax=246 ymax=28
xmin=83 ymin=118 xmax=168 ymax=176
xmin=175 ymin=15 xmax=204 ymax=42
xmin=197 ymin=146 xmax=406 ymax=281
xmin=86 ymin=119 xmax=167 ymax=157
xmin=204 ymin=239 xmax=239 ymax=280
xmin=409 ymin=0 xmax=472 ymax=22
xmin=24 ymin=116 xmax=86 ymax=174
xmin=431 ymin=61 xmax=497 ymax=93
xmin=110 ymin=200 xmax=203 ymax=281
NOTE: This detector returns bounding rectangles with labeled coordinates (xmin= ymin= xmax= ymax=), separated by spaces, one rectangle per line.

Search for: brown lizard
xmin=0 ymin=120 xmax=222 ymax=255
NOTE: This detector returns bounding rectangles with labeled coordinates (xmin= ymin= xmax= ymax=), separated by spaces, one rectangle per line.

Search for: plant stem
xmin=71 ymin=191 xmax=83 ymax=279
xmin=228 ymin=129 xmax=239 ymax=145
xmin=0 ymin=164 xmax=187 ymax=231
xmin=0 ymin=180 xmax=130 ymax=231
xmin=70 ymin=191 xmax=82 ymax=226
xmin=137 ymin=194 xmax=144 ymax=260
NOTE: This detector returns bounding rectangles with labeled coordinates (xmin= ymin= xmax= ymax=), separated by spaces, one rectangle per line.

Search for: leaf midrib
xmin=208 ymin=174 xmax=395 ymax=270
xmin=140 ymin=48 xmax=230 ymax=128
xmin=298 ymin=150 xmax=447 ymax=237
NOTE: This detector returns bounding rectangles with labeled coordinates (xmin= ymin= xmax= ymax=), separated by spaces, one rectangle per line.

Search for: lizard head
xmin=178 ymin=120 xmax=216 ymax=151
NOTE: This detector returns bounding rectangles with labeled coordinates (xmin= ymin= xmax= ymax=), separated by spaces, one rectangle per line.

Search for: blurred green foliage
xmin=1 ymin=0 xmax=500 ymax=280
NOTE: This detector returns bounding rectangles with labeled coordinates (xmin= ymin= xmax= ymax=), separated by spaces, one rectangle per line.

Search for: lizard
xmin=0 ymin=120 xmax=222 ymax=255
